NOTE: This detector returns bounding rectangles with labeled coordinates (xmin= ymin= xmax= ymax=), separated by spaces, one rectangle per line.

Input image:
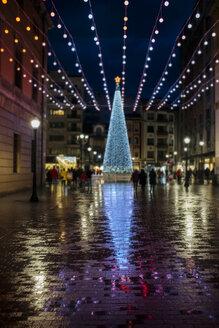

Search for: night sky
xmin=48 ymin=0 xmax=198 ymax=105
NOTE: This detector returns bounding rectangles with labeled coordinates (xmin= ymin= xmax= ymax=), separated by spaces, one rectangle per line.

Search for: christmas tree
xmin=103 ymin=77 xmax=132 ymax=174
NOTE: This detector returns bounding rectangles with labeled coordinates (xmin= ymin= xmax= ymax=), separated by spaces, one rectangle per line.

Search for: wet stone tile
xmin=0 ymin=183 xmax=219 ymax=327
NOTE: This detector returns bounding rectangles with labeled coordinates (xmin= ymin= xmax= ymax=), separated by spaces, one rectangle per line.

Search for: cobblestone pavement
xmin=0 ymin=181 xmax=219 ymax=328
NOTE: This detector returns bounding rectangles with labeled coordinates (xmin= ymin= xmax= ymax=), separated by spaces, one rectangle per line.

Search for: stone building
xmin=0 ymin=0 xmax=51 ymax=194
xmin=178 ymin=0 xmax=219 ymax=179
xmin=46 ymin=72 xmax=84 ymax=168
xmin=127 ymin=107 xmax=176 ymax=171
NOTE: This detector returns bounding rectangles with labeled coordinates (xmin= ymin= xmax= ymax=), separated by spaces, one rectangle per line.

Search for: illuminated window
xmin=49 ymin=109 xmax=64 ymax=116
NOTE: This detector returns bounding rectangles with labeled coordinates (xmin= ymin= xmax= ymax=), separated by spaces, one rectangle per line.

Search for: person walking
xmin=149 ymin=168 xmax=156 ymax=192
xmin=131 ymin=169 xmax=139 ymax=192
xmin=60 ymin=168 xmax=67 ymax=189
xmin=51 ymin=166 xmax=58 ymax=187
xmin=139 ymin=169 xmax=147 ymax=190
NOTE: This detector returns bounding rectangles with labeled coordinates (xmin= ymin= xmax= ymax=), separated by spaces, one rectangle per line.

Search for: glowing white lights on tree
xmin=103 ymin=77 xmax=132 ymax=174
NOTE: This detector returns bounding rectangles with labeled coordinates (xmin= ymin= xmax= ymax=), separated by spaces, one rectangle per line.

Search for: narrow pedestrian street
xmin=0 ymin=181 xmax=219 ymax=328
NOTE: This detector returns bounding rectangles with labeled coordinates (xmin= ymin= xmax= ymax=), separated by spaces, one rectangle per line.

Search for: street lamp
xmin=184 ymin=137 xmax=191 ymax=188
xmin=199 ymin=141 xmax=204 ymax=184
xmin=30 ymin=118 xmax=40 ymax=202
xmin=76 ymin=134 xmax=89 ymax=168
xmin=87 ymin=146 xmax=92 ymax=167
xmin=173 ymin=151 xmax=177 ymax=175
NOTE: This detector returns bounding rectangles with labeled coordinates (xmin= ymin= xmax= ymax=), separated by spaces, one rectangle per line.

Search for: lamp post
xmin=184 ymin=137 xmax=191 ymax=188
xmin=199 ymin=141 xmax=204 ymax=184
xmin=173 ymin=151 xmax=177 ymax=175
xmin=30 ymin=118 xmax=40 ymax=202
xmin=87 ymin=146 xmax=92 ymax=168
xmin=77 ymin=134 xmax=89 ymax=168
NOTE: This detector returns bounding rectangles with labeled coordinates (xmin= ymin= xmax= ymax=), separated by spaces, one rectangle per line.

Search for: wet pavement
xmin=0 ymin=181 xmax=219 ymax=328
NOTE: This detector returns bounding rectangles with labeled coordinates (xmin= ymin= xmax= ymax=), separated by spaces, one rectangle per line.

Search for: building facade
xmin=178 ymin=0 xmax=219 ymax=179
xmin=46 ymin=72 xmax=84 ymax=168
xmin=0 ymin=0 xmax=50 ymax=194
xmin=126 ymin=108 xmax=176 ymax=171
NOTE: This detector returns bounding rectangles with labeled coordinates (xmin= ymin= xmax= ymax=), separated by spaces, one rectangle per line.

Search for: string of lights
xmin=145 ymin=0 xmax=211 ymax=110
xmin=1 ymin=19 xmax=78 ymax=109
xmin=10 ymin=0 xmax=89 ymax=110
xmin=50 ymin=0 xmax=101 ymax=110
xmin=121 ymin=0 xmax=129 ymax=104
xmin=83 ymin=0 xmax=111 ymax=110
xmin=0 ymin=37 xmax=73 ymax=110
xmin=181 ymin=73 xmax=219 ymax=110
xmin=157 ymin=21 xmax=218 ymax=110
xmin=133 ymin=0 xmax=170 ymax=111
xmin=170 ymin=55 xmax=218 ymax=109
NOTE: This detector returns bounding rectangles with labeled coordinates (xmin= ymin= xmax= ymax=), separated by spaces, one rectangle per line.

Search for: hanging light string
xmin=49 ymin=0 xmax=101 ymax=111
xmin=157 ymin=21 xmax=218 ymax=110
xmin=146 ymin=0 xmax=205 ymax=110
xmin=170 ymin=55 xmax=218 ymax=109
xmin=84 ymin=0 xmax=111 ymax=110
xmin=0 ymin=37 xmax=72 ymax=110
xmin=121 ymin=0 xmax=129 ymax=104
xmin=133 ymin=0 xmax=170 ymax=111
xmin=181 ymin=73 xmax=219 ymax=110
xmin=1 ymin=19 xmax=77 ymax=109
xmin=11 ymin=0 xmax=88 ymax=110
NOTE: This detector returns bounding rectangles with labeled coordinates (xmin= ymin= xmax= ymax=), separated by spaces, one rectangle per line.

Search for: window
xmin=158 ymin=151 xmax=165 ymax=159
xmin=147 ymin=126 xmax=154 ymax=133
xmin=157 ymin=114 xmax=167 ymax=121
xmin=157 ymin=138 xmax=166 ymax=145
xmin=147 ymin=138 xmax=154 ymax=145
xmin=169 ymin=115 xmax=173 ymax=121
xmin=13 ymin=134 xmax=20 ymax=173
xmin=49 ymin=109 xmax=64 ymax=116
xmin=49 ymin=122 xmax=65 ymax=128
xmin=134 ymin=137 xmax=139 ymax=145
xmin=134 ymin=152 xmax=139 ymax=158
xmin=134 ymin=124 xmax=140 ymax=132
xmin=49 ymin=135 xmax=64 ymax=141
xmin=169 ymin=140 xmax=173 ymax=146
xmin=148 ymin=113 xmax=154 ymax=120
xmin=147 ymin=151 xmax=154 ymax=158
xmin=96 ymin=127 xmax=102 ymax=135
xmin=169 ymin=127 xmax=173 ymax=133
xmin=157 ymin=125 xmax=166 ymax=132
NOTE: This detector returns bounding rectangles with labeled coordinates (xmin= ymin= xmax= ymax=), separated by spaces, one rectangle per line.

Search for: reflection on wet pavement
xmin=0 ymin=182 xmax=219 ymax=327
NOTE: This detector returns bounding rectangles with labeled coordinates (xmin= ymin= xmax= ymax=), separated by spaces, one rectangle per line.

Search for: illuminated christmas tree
xmin=103 ymin=77 xmax=132 ymax=174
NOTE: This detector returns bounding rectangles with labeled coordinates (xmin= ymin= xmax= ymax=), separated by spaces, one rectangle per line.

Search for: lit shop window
xmin=49 ymin=109 xmax=64 ymax=116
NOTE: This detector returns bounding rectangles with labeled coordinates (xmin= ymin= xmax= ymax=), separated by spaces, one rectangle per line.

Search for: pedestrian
xmin=139 ymin=169 xmax=147 ymax=189
xmin=60 ymin=168 xmax=67 ymax=188
xmin=131 ymin=169 xmax=139 ymax=192
xmin=46 ymin=168 xmax=52 ymax=187
xmin=176 ymin=168 xmax=182 ymax=184
xmin=66 ymin=169 xmax=73 ymax=188
xmin=80 ymin=170 xmax=87 ymax=191
xmin=51 ymin=166 xmax=58 ymax=187
xmin=86 ymin=167 xmax=93 ymax=191
xmin=149 ymin=168 xmax=156 ymax=192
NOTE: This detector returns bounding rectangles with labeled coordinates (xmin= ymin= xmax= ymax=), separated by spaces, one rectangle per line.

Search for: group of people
xmin=131 ymin=168 xmax=156 ymax=192
xmin=46 ymin=166 xmax=93 ymax=191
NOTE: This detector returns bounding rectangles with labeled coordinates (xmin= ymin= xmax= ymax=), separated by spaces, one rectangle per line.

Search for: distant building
xmin=178 ymin=0 xmax=219 ymax=179
xmin=127 ymin=106 xmax=176 ymax=171
xmin=0 ymin=0 xmax=51 ymax=194
xmin=46 ymin=71 xmax=84 ymax=168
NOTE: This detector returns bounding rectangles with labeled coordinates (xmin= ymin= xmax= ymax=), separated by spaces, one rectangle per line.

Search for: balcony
xmin=157 ymin=144 xmax=168 ymax=149
xmin=157 ymin=130 xmax=168 ymax=136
